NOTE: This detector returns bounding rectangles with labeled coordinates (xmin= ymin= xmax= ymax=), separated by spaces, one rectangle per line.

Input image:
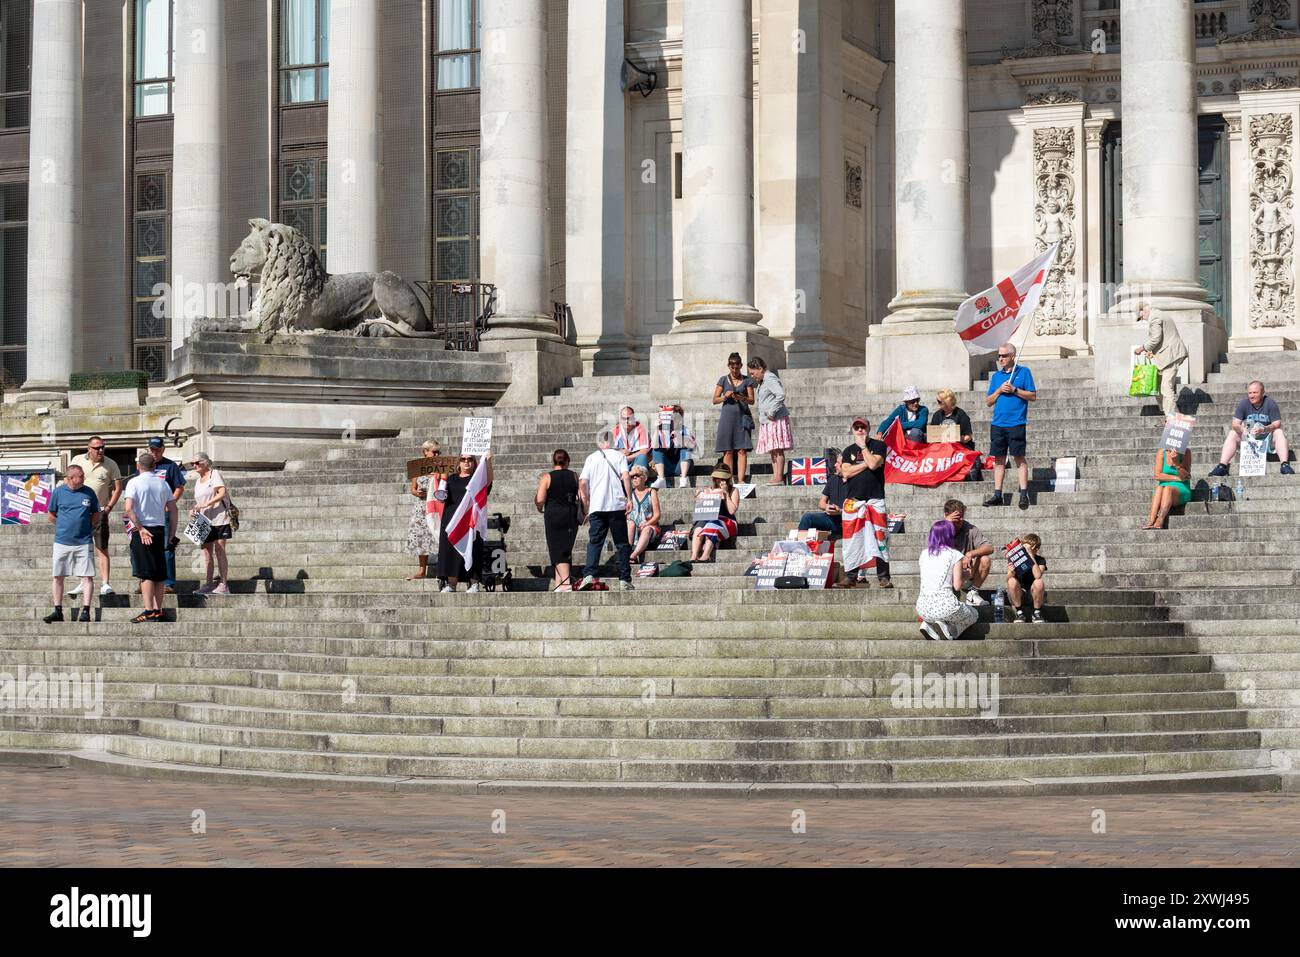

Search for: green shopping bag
xmin=1129 ymin=360 xmax=1160 ymax=397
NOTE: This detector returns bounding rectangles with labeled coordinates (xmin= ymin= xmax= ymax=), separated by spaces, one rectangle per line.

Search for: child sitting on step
xmin=1005 ymin=533 xmax=1047 ymax=624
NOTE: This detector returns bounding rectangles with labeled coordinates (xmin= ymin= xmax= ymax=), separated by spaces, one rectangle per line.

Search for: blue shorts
xmin=989 ymin=424 xmax=1027 ymax=458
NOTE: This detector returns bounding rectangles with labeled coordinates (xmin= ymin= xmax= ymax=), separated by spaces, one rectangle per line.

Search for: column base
xmin=17 ymin=380 xmax=70 ymax=406
xmin=784 ymin=331 xmax=864 ymax=369
xmin=1098 ymin=289 xmax=1224 ymax=390
xmin=864 ymin=319 xmax=983 ymax=393
xmin=672 ymin=302 xmax=765 ymax=334
xmin=649 ymin=328 xmax=785 ymax=402
xmin=578 ymin=336 xmax=649 ymax=376
xmin=1229 ymin=334 xmax=1298 ymax=353
xmin=478 ymin=337 xmax=582 ymax=406
xmin=481 ymin=313 xmax=564 ymax=344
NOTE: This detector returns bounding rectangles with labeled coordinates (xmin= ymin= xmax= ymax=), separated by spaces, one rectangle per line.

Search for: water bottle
xmin=1210 ymin=484 xmax=1219 ymax=503
xmin=993 ymin=588 xmax=1006 ymax=620
xmin=1235 ymin=478 xmax=1245 ymax=502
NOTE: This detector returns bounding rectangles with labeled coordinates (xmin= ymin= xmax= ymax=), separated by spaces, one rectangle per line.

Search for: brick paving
xmin=1 ymin=767 xmax=1298 ymax=866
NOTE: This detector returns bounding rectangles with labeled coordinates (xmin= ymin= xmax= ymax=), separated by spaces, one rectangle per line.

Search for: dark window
xmin=0 ymin=1 xmax=31 ymax=130
xmin=0 ymin=181 xmax=26 ymax=391
xmin=279 ymin=154 xmax=327 ymax=263
xmin=434 ymin=147 xmax=478 ymax=281
xmin=132 ymin=169 xmax=170 ymax=380
xmin=435 ymin=0 xmax=480 ymax=91
xmin=280 ymin=0 xmax=329 ymax=104
xmin=134 ymin=0 xmax=173 ymax=117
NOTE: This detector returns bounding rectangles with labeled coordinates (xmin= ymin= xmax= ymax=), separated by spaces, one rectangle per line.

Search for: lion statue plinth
xmin=212 ymin=218 xmax=442 ymax=341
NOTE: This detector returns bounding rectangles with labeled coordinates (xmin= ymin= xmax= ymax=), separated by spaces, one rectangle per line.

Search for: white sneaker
xmin=677 ymin=477 xmax=689 ymax=488
xmin=99 ymin=584 xmax=115 ymax=597
xmin=67 ymin=583 xmax=83 ymax=598
xmin=466 ymin=583 xmax=481 ymax=593
xmin=651 ymin=477 xmax=666 ymax=489
xmin=440 ymin=585 xmax=454 ymax=593
xmin=964 ymin=589 xmax=987 ymax=606
xmin=919 ymin=622 xmax=943 ymax=641
xmin=938 ymin=621 xmax=958 ymax=640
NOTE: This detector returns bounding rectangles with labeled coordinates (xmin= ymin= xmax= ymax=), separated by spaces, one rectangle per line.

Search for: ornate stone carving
xmin=1031 ymin=127 xmax=1078 ymax=337
xmin=1242 ymin=72 xmax=1299 ymax=91
xmin=207 ymin=219 xmax=440 ymax=340
xmin=1250 ymin=114 xmax=1296 ymax=329
xmin=844 ymin=159 xmax=863 ymax=210
xmin=1003 ymin=1 xmax=1076 ymax=58
xmin=1026 ymin=89 xmax=1082 ymax=106
xmin=1084 ymin=122 xmax=1107 ymax=147
xmin=1222 ymin=2 xmax=1300 ymax=43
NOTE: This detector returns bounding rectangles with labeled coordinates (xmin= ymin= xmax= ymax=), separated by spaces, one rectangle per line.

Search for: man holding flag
xmin=438 ymin=452 xmax=494 ymax=593
xmin=951 ymin=243 xmax=1056 ymax=511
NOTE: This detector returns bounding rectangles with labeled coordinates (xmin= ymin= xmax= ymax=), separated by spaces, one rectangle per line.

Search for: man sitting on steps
xmin=945 ymin=499 xmax=994 ymax=607
xmin=1208 ymin=380 xmax=1294 ymax=477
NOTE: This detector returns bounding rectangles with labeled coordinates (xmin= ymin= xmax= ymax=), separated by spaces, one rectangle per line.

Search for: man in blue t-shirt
xmin=1209 ymin=380 xmax=1294 ymax=477
xmin=45 ymin=465 xmax=101 ymax=624
xmin=983 ymin=343 xmax=1037 ymax=510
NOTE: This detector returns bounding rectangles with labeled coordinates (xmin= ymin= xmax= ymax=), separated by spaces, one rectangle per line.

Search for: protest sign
xmin=754 ymin=555 xmax=788 ymax=590
xmin=1240 ymin=437 xmax=1268 ymax=477
xmin=927 ymin=423 xmax=961 ymax=444
xmin=461 ymin=417 xmax=493 ymax=456
xmin=406 ymin=456 xmax=460 ymax=479
xmin=1004 ymin=538 xmax=1034 ymax=577
xmin=1052 ymin=457 xmax=1077 ymax=493
xmin=1159 ymin=414 xmax=1195 ymax=454
xmin=693 ymin=492 xmax=722 ymax=523
xmin=183 ymin=513 xmax=214 ymax=546
xmin=1 ymin=471 xmax=53 ymax=525
xmin=881 ymin=420 xmax=986 ymax=486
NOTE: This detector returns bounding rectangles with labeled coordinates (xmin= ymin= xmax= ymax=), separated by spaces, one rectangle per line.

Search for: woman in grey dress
xmin=712 ymin=352 xmax=756 ymax=483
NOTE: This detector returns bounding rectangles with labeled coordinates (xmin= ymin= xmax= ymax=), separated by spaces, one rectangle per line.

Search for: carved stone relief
xmin=1249 ymin=113 xmax=1296 ymax=329
xmin=845 ymin=159 xmax=863 ymax=210
xmin=1032 ymin=127 xmax=1078 ymax=337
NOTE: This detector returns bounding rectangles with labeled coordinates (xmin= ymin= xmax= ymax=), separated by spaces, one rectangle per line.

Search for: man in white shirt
xmin=577 ymin=432 xmax=634 ymax=591
xmin=122 ymin=453 xmax=177 ymax=623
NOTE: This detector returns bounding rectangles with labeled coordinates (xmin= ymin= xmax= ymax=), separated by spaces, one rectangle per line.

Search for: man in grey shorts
xmin=45 ymin=464 xmax=102 ymax=624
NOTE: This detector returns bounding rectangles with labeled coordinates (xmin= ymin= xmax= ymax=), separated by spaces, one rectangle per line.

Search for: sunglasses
xmin=458 ymin=457 xmax=473 ymax=462
xmin=853 ymin=425 xmax=868 ymax=432
xmin=997 ymin=353 xmax=1013 ymax=359
xmin=88 ymin=446 xmax=105 ymax=451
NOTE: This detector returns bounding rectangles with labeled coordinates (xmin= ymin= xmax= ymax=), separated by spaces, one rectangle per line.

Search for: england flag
xmin=445 ymin=457 xmax=490 ymax=568
xmin=425 ymin=473 xmax=447 ymax=541
xmin=954 ymin=243 xmax=1060 ymax=356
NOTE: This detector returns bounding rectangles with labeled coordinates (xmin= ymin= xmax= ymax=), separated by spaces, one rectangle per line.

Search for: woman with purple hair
xmin=916 ymin=519 xmax=979 ymax=640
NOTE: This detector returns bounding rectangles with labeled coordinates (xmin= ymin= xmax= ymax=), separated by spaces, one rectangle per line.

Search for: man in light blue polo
xmin=983 ymin=342 xmax=1037 ymax=510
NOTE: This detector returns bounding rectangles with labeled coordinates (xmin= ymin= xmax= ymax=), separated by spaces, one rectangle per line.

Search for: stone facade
xmin=8 ymin=0 xmax=1300 ymax=422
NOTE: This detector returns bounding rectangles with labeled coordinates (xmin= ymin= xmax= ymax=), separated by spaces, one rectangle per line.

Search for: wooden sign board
xmin=406 ymin=456 xmax=460 ymax=479
xmin=927 ymin=423 xmax=961 ymax=444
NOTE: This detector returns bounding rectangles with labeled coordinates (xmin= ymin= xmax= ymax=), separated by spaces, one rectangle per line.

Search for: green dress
xmin=1159 ymin=454 xmax=1191 ymax=506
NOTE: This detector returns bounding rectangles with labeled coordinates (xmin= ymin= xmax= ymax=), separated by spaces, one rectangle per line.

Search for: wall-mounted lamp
xmin=621 ymin=58 xmax=658 ymax=98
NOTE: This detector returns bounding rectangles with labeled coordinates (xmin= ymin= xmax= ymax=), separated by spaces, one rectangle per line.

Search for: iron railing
xmin=414 ymin=280 xmax=571 ymax=349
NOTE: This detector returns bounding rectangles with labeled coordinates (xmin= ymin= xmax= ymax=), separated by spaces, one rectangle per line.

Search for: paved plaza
xmin=1 ymin=767 xmax=1297 ymax=867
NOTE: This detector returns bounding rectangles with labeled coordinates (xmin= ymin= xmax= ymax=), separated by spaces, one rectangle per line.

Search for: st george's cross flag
xmin=445 ymin=457 xmax=490 ymax=567
xmin=954 ymin=243 xmax=1060 ymax=355
xmin=424 ymin=472 xmax=448 ymax=541
xmin=840 ymin=498 xmax=890 ymax=575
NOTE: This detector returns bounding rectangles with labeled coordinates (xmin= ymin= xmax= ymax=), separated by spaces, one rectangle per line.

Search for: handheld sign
xmin=406 ymin=455 xmax=460 ymax=479
xmin=1159 ymin=413 xmax=1195 ymax=454
xmin=693 ymin=492 xmax=722 ymax=524
xmin=927 ymin=422 xmax=961 ymax=444
xmin=1240 ymin=437 xmax=1268 ymax=477
xmin=183 ymin=513 xmax=214 ymax=546
xmin=462 ymin=417 xmax=493 ymax=456
xmin=1004 ymin=538 xmax=1034 ymax=577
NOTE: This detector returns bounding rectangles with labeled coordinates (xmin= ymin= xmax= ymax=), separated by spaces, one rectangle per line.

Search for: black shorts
xmin=130 ymin=526 xmax=168 ymax=582
xmin=93 ymin=517 xmax=110 ymax=551
xmin=200 ymin=523 xmax=234 ymax=546
xmin=989 ymin=424 xmax=1027 ymax=458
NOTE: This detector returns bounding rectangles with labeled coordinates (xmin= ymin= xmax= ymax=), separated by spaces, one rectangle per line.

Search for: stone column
xmin=1083 ymin=117 xmax=1107 ymax=352
xmin=565 ymin=0 xmax=635 ymax=374
xmin=650 ymin=0 xmax=780 ymax=399
xmin=1097 ymin=0 xmax=1224 ymax=389
xmin=864 ymin=0 xmax=974 ymax=392
xmin=21 ymin=0 xmax=82 ymax=399
xmin=326 ymin=0 xmax=381 ymax=273
xmin=478 ymin=0 xmax=579 ymax=403
xmin=171 ymin=0 xmax=227 ymax=353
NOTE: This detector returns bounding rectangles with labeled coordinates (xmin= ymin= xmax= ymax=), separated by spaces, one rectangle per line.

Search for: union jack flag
xmin=788 ymin=457 xmax=828 ymax=486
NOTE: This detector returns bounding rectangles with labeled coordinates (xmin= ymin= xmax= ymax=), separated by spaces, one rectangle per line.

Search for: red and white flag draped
xmin=881 ymin=420 xmax=993 ymax=486
xmin=840 ymin=499 xmax=890 ymax=574
xmin=424 ymin=473 xmax=447 ymax=541
xmin=954 ymin=243 xmax=1060 ymax=355
xmin=445 ymin=457 xmax=490 ymax=567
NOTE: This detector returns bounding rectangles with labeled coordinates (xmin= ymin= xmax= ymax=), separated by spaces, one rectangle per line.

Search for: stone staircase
xmin=2 ymin=352 xmax=1300 ymax=796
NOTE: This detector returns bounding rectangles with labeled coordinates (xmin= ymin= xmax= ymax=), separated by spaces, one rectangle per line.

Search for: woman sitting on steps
xmin=1145 ymin=446 xmax=1192 ymax=531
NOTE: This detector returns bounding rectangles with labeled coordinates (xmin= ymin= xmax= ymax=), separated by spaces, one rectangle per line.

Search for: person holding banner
xmin=651 ymin=404 xmax=696 ymax=489
xmin=437 ymin=452 xmax=494 ymax=592
xmin=839 ymin=418 xmax=891 ymax=587
xmin=536 ymin=449 xmax=581 ymax=592
xmin=983 ymin=344 xmax=1036 ymax=511
xmin=690 ymin=466 xmax=741 ymax=563
xmin=1145 ymin=447 xmax=1193 ymax=530
xmin=930 ymin=390 xmax=979 ymax=481
xmin=1208 ymin=381 xmax=1294 ymax=477
xmin=405 ymin=440 xmax=443 ymax=580
xmin=613 ymin=407 xmax=651 ymax=470
xmin=1133 ymin=302 xmax=1188 ymax=420
xmin=188 ymin=453 xmax=234 ymax=595
xmin=916 ymin=520 xmax=979 ymax=641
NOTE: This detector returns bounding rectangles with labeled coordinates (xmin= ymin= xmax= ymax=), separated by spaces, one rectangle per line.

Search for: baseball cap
xmin=147 ymin=437 xmax=164 ymax=448
xmin=902 ymin=386 xmax=921 ymax=402
xmin=851 ymin=417 xmax=870 ymax=431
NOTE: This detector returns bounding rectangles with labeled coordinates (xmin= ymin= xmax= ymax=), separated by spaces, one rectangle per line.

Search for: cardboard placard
xmin=754 ymin=555 xmax=788 ymax=590
xmin=406 ymin=456 xmax=460 ymax=479
xmin=1 ymin=470 xmax=54 ymax=525
xmin=636 ymin=563 xmax=659 ymax=578
xmin=805 ymin=555 xmax=834 ymax=589
xmin=1052 ymin=457 xmax=1077 ymax=493
xmin=1004 ymin=538 xmax=1034 ymax=576
xmin=461 ymin=417 xmax=493 ymax=456
xmin=183 ymin=512 xmax=213 ymax=546
xmin=1240 ymin=437 xmax=1268 ymax=478
xmin=1159 ymin=414 xmax=1196 ymax=454
xmin=927 ymin=422 xmax=961 ymax=444
xmin=693 ymin=492 xmax=723 ymax=523
xmin=887 ymin=513 xmax=906 ymax=535
xmin=656 ymin=530 xmax=689 ymax=551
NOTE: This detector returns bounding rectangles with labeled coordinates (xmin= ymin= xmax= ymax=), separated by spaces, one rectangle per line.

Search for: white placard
xmin=1053 ymin=456 xmax=1077 ymax=493
xmin=461 ymin=417 xmax=493 ymax=456
xmin=1240 ymin=437 xmax=1268 ymax=477
xmin=183 ymin=512 xmax=213 ymax=546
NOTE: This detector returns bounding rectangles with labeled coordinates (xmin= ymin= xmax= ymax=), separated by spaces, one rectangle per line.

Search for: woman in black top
xmin=437 ymin=452 xmax=494 ymax=593
xmin=535 ymin=449 xmax=581 ymax=592
xmin=712 ymin=352 xmax=756 ymax=483
xmin=931 ymin=388 xmax=980 ymax=481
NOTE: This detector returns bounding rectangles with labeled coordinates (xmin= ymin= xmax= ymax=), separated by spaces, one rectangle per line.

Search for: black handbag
xmin=775 ymin=576 xmax=808 ymax=589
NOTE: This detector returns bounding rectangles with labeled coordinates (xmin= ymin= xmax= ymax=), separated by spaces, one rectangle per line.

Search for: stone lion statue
xmin=217 ymin=218 xmax=440 ymax=339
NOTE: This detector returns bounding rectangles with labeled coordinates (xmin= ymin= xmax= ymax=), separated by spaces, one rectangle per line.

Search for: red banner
xmin=881 ymin=420 xmax=992 ymax=487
